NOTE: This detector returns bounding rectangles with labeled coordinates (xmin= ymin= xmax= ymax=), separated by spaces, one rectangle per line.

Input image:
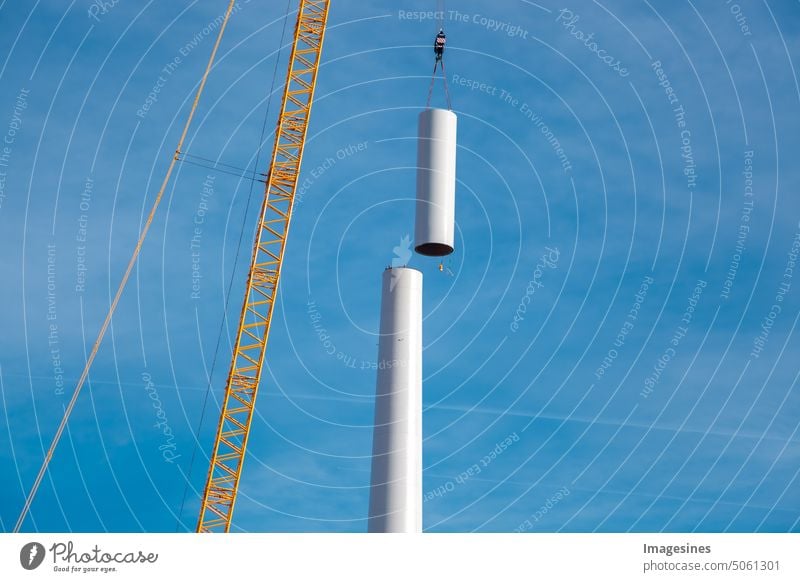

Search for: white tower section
xmin=414 ymin=107 xmax=457 ymax=256
xmin=367 ymin=267 xmax=423 ymax=533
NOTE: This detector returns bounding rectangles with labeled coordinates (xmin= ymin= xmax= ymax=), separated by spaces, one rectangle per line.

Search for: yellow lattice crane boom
xmin=197 ymin=0 xmax=331 ymax=533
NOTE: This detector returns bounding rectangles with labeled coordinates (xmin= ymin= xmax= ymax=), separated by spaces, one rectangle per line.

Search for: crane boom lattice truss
xmin=197 ymin=0 xmax=330 ymax=533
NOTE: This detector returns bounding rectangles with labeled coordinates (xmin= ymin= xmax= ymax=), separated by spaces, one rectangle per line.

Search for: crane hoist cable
xmin=426 ymin=56 xmax=452 ymax=110
xmin=426 ymin=5 xmax=452 ymax=110
xmin=12 ymin=0 xmax=240 ymax=533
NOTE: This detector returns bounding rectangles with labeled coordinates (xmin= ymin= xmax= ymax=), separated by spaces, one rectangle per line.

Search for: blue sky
xmin=1 ymin=0 xmax=799 ymax=532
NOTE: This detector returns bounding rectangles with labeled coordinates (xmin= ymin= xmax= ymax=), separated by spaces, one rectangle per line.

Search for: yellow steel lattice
xmin=197 ymin=0 xmax=330 ymax=533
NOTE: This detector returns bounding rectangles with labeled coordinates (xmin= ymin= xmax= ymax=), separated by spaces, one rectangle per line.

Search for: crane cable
xmin=177 ymin=152 xmax=267 ymax=183
xmin=425 ymin=59 xmax=452 ymax=110
xmin=13 ymin=0 xmax=239 ymax=533
xmin=173 ymin=0 xmax=294 ymax=532
xmin=426 ymin=0 xmax=452 ymax=110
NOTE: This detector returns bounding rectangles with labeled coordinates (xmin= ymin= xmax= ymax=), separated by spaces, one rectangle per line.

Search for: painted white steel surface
xmin=367 ymin=267 xmax=423 ymax=533
xmin=414 ymin=108 xmax=457 ymax=256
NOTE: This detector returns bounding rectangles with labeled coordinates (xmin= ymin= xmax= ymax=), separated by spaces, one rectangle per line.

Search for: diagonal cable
xmin=13 ymin=0 xmax=239 ymax=533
